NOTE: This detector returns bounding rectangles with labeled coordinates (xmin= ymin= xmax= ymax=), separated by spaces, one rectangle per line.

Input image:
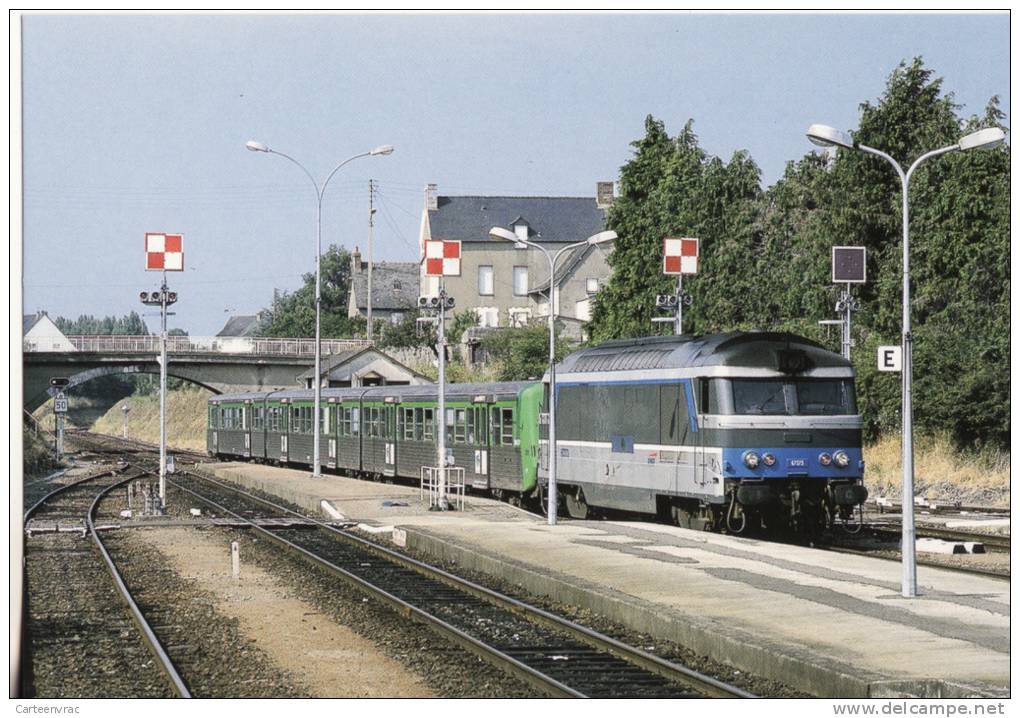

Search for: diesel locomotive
xmin=207 ymin=331 xmax=867 ymax=533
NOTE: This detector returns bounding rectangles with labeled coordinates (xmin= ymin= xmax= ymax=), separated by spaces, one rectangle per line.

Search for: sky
xmin=19 ymin=12 xmax=1010 ymax=336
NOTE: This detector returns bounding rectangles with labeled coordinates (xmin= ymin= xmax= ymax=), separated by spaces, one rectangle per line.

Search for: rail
xmin=45 ymin=335 xmax=372 ymax=357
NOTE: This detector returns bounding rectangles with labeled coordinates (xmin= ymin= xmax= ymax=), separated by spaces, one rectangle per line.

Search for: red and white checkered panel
xmin=145 ymin=233 xmax=184 ymax=271
xmin=663 ymin=237 xmax=699 ymax=275
xmin=424 ymin=239 xmax=461 ymax=276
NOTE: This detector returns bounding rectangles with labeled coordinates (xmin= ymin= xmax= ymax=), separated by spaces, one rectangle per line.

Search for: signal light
xmin=444 ymin=296 xmax=455 ymax=309
xmin=49 ymin=377 xmax=70 ymax=388
xmin=139 ymin=292 xmax=149 ymax=302
xmin=656 ymin=294 xmax=679 ymax=309
xmin=167 ymin=292 xmax=178 ymax=303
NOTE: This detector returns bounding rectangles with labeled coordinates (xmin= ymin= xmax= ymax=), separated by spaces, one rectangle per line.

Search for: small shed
xmin=298 ymin=346 xmax=431 ymax=389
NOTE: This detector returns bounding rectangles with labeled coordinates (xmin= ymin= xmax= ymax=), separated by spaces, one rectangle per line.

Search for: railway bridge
xmin=22 ymin=335 xmax=373 ymax=411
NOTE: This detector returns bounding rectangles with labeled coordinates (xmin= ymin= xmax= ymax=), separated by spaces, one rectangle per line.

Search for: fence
xmin=57 ymin=336 xmax=373 ymax=357
xmin=420 ymin=466 xmax=465 ymax=511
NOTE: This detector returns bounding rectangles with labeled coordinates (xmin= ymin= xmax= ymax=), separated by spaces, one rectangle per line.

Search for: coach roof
xmin=557 ymin=332 xmax=851 ymax=374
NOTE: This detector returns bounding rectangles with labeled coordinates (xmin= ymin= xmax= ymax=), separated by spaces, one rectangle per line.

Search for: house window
xmin=509 ymin=308 xmax=531 ymax=327
xmin=476 ymin=307 xmax=499 ymax=328
xmin=513 ymin=266 xmax=528 ymax=296
xmin=586 ymin=277 xmax=599 ymax=294
xmin=478 ymin=265 xmax=494 ymax=296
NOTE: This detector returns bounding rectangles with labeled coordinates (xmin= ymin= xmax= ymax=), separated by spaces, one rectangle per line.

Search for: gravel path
xmin=101 ymin=530 xmax=311 ymax=697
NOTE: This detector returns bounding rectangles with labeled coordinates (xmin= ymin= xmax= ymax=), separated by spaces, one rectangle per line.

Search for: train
xmin=207 ymin=331 xmax=867 ymax=534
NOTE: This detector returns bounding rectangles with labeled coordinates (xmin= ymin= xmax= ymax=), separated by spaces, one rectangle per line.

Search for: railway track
xmin=22 ymin=468 xmax=187 ymax=698
xmin=167 ymin=468 xmax=753 ymax=699
xmin=866 ymin=524 xmax=1011 ymax=553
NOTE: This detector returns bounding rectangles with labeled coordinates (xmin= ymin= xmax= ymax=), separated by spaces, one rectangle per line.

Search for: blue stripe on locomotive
xmin=722 ymin=447 xmax=864 ymax=480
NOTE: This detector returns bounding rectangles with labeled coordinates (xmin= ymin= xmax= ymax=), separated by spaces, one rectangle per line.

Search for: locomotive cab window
xmin=731 ymin=378 xmax=856 ymax=415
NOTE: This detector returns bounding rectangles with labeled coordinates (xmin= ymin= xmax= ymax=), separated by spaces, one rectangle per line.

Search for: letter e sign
xmin=877 ymin=345 xmax=902 ymax=372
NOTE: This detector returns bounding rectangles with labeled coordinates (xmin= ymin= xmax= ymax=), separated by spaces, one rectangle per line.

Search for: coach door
xmin=470 ymin=398 xmax=490 ymax=490
xmin=242 ymin=400 xmax=252 ymax=457
xmin=384 ymin=401 xmax=396 ymax=476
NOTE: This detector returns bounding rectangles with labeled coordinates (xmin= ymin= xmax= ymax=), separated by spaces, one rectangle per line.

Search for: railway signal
xmin=655 ymin=238 xmax=698 ymax=335
xmin=422 ymin=240 xmax=462 ymax=511
xmin=53 ymin=388 xmax=68 ymax=458
xmin=142 ymin=232 xmax=183 ymax=512
xmin=830 ymin=247 xmax=866 ymax=360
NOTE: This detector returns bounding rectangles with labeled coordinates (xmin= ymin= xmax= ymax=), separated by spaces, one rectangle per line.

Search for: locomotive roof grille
xmin=558 ymin=332 xmax=849 ymax=374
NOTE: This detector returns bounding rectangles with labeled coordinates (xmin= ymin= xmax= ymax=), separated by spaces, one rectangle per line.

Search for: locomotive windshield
xmin=731 ymin=378 xmax=855 ymax=415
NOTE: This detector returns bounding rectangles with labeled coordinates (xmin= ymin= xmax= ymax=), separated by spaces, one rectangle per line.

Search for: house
xmin=23 ymin=311 xmax=75 ymax=352
xmin=297 ymin=346 xmax=431 ymax=389
xmin=215 ymin=311 xmax=270 ymax=337
xmin=346 ymin=246 xmax=419 ymax=326
xmin=419 ymin=186 xmax=614 ymax=339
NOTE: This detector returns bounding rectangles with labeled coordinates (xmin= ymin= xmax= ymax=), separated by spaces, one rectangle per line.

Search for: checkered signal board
xmin=424 ymin=239 xmax=461 ymax=276
xmin=146 ymin=233 xmax=184 ymax=271
xmin=663 ymin=237 xmax=698 ymax=275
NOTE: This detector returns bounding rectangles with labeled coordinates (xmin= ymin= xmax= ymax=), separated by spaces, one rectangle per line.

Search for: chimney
xmin=596 ymin=181 xmax=614 ymax=210
xmin=426 ymin=183 xmax=438 ymax=211
xmin=352 ymin=245 xmax=362 ymax=273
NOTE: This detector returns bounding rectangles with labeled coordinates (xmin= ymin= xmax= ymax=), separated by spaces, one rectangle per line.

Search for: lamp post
xmin=806 ymin=123 xmax=1005 ymax=597
xmin=489 ymin=226 xmax=617 ymax=525
xmin=246 ymin=140 xmax=394 ymax=477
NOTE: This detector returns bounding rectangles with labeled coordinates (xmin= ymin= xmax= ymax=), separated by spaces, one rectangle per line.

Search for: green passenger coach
xmin=208 ymin=381 xmax=543 ymax=501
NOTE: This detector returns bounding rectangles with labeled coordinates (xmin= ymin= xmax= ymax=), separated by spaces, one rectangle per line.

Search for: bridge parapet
xmin=58 ymin=335 xmax=372 ymax=357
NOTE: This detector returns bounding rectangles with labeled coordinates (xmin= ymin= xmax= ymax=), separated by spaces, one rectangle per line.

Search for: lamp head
xmin=806 ymin=124 xmax=855 ymax=150
xmin=957 ymin=127 xmax=1006 ymax=151
xmin=587 ymin=230 xmax=618 ymax=245
xmin=245 ymin=140 xmax=269 ymax=153
xmin=488 ymin=226 xmax=518 ymax=243
xmin=371 ymin=144 xmax=395 ymax=156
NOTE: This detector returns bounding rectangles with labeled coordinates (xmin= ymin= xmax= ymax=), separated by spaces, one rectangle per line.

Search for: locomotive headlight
xmin=762 ymin=452 xmax=776 ymax=467
xmin=833 ymin=451 xmax=850 ymax=468
xmin=743 ymin=451 xmax=760 ymax=469
xmin=818 ymin=452 xmax=833 ymax=466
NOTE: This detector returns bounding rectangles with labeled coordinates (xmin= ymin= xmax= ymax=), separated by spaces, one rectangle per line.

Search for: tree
xmin=258 ymin=245 xmax=365 ymax=339
xmin=55 ymin=311 xmax=149 ymax=335
xmin=588 ymin=117 xmax=763 ymax=341
xmin=587 ymin=59 xmax=1008 ymax=450
xmin=481 ymin=324 xmax=574 ymax=381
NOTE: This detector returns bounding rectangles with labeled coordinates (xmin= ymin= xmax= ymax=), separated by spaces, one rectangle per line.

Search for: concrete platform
xmin=205 ymin=462 xmax=1010 ymax=698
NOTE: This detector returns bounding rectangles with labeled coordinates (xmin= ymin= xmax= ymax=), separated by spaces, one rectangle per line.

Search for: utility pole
xmin=367 ymin=179 xmax=376 ymax=341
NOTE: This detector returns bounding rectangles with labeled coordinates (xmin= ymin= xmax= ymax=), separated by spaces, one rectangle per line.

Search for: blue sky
xmin=20 ymin=12 xmax=1009 ymax=336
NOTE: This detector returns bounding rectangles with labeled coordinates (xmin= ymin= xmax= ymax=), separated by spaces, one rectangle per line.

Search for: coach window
xmin=422 ymin=408 xmax=435 ymax=440
xmin=321 ymin=406 xmax=330 ymax=434
xmin=498 ymin=407 xmax=514 ymax=445
xmin=403 ymin=408 xmax=415 ymax=440
xmin=455 ymin=408 xmax=467 ymax=443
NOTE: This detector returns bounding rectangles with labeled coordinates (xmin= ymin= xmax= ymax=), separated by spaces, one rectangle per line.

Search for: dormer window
xmin=514 ymin=223 xmax=528 ymax=241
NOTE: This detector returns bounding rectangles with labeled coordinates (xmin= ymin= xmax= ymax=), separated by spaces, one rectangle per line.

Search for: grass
xmin=89 ymin=385 xmax=213 ymax=452
xmin=863 ymin=434 xmax=1010 ymax=507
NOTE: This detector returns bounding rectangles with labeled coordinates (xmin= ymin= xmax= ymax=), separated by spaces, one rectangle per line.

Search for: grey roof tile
xmin=429 ymin=196 xmax=606 ymax=244
xmin=351 ymin=262 xmax=419 ymax=311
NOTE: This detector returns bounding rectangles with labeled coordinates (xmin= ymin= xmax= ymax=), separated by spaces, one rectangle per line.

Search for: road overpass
xmin=22 ymin=335 xmax=372 ymax=411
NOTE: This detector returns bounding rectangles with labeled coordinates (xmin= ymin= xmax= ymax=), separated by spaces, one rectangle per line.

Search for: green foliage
xmin=481 ymin=324 xmax=574 ymax=381
xmin=589 ymin=58 xmax=1008 ymax=450
xmin=589 ymin=117 xmax=764 ymax=340
xmin=378 ymin=313 xmax=435 ymax=353
xmin=55 ymin=311 xmax=149 ymax=335
xmin=258 ymin=245 xmax=365 ymax=339
xmin=23 ymin=426 xmax=61 ymax=478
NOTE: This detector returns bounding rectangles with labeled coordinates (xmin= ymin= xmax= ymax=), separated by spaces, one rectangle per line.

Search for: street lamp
xmin=246 ymin=139 xmax=394 ymax=477
xmin=489 ymin=226 xmax=617 ymax=525
xmin=806 ymin=122 xmax=1004 ymax=597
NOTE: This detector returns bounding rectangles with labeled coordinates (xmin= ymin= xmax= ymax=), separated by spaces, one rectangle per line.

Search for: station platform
xmin=203 ymin=462 xmax=1010 ymax=698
